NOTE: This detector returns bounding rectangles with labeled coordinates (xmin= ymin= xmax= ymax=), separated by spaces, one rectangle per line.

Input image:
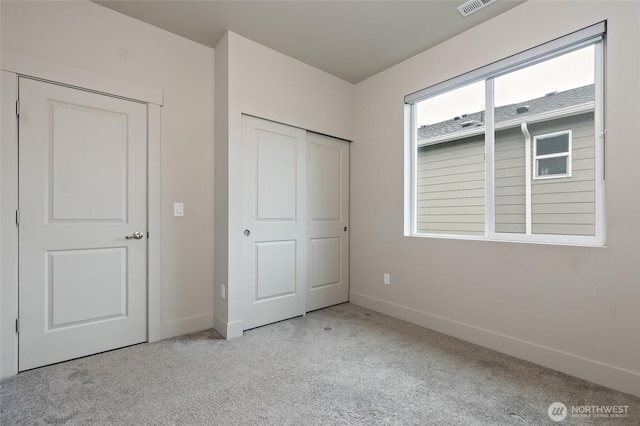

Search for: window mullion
xmin=405 ymin=104 xmax=416 ymax=235
xmin=485 ymin=78 xmax=496 ymax=237
xmin=594 ymin=39 xmax=605 ymax=244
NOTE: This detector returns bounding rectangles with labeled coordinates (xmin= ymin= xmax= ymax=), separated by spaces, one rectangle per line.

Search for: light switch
xmin=174 ymin=202 xmax=184 ymax=217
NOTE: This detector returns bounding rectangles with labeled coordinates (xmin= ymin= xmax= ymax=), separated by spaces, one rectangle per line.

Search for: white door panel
xmin=18 ymin=78 xmax=147 ymax=370
xmin=241 ymin=116 xmax=306 ymax=330
xmin=256 ymin=132 xmax=298 ymax=221
xmin=307 ymin=133 xmax=349 ymax=311
xmin=309 ymin=237 xmax=341 ymax=289
xmin=50 ymin=103 xmax=128 ymax=221
xmin=254 ymin=240 xmax=298 ymax=300
xmin=48 ymin=248 xmax=127 ymax=326
xmin=310 ymin=143 xmax=342 ymax=221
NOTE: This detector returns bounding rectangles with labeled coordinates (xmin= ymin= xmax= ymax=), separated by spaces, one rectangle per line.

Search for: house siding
xmin=417 ymin=112 xmax=595 ymax=236
xmin=530 ymin=112 xmax=595 ymax=236
xmin=495 ymin=126 xmax=526 ymax=233
xmin=417 ymin=136 xmax=485 ymax=235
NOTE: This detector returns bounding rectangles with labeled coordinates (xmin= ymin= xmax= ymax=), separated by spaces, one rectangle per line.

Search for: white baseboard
xmin=213 ymin=314 xmax=244 ymax=340
xmin=153 ymin=313 xmax=214 ymax=342
xmin=350 ymin=292 xmax=640 ymax=397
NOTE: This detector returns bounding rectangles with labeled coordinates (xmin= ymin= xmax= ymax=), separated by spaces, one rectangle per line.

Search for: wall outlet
xmin=383 ymin=273 xmax=390 ymax=285
xmin=221 ymin=284 xmax=226 ymax=299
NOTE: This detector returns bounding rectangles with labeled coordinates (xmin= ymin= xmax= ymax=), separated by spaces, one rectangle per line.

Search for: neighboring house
xmin=416 ymin=84 xmax=596 ymax=236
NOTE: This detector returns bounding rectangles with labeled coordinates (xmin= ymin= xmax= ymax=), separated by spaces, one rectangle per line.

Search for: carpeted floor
xmin=1 ymin=303 xmax=638 ymax=425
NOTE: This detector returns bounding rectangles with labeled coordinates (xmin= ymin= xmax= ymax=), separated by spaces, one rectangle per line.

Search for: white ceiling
xmin=93 ymin=0 xmax=526 ymax=84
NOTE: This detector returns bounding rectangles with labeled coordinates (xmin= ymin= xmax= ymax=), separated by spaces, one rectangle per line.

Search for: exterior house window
xmin=404 ymin=22 xmax=605 ymax=246
xmin=534 ymin=131 xmax=571 ymax=179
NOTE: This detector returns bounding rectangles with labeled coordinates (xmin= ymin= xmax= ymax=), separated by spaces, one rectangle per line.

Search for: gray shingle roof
xmin=417 ymin=84 xmax=595 ymax=141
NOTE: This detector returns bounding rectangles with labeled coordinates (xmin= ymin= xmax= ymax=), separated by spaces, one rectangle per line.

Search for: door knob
xmin=126 ymin=232 xmax=144 ymax=240
xmin=244 ymin=229 xmax=251 ymax=236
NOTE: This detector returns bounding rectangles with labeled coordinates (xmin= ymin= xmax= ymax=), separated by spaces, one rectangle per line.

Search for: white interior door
xmin=307 ymin=133 xmax=350 ymax=311
xmin=18 ymin=78 xmax=148 ymax=371
xmin=241 ymin=115 xmax=307 ymax=330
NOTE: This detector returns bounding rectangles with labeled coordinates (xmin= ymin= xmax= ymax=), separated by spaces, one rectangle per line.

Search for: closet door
xmin=306 ymin=133 xmax=350 ymax=311
xmin=241 ymin=116 xmax=307 ymax=330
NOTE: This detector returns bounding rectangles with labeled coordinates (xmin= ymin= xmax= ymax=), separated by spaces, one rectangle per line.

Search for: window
xmin=405 ymin=22 xmax=605 ymax=245
xmin=534 ymin=131 xmax=571 ymax=179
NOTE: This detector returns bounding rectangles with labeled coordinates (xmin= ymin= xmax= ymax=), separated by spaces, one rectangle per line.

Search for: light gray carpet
xmin=1 ymin=303 xmax=638 ymax=425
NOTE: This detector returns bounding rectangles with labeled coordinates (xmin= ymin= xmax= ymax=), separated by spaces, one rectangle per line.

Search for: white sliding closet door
xmin=241 ymin=115 xmax=307 ymax=330
xmin=306 ymin=133 xmax=349 ymax=311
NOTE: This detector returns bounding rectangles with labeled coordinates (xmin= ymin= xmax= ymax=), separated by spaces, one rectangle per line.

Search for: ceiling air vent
xmin=457 ymin=0 xmax=497 ymax=17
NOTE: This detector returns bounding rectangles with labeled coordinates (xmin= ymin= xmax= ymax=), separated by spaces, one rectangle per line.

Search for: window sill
xmin=406 ymin=232 xmax=606 ymax=248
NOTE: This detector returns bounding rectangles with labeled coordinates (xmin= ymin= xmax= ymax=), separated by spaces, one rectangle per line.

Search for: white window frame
xmin=533 ymin=130 xmax=572 ymax=180
xmin=404 ymin=22 xmax=606 ymax=247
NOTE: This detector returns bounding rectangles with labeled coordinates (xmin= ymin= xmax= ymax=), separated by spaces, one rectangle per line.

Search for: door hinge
xmin=15 ymin=318 xmax=20 ymax=334
xmin=16 ymin=100 xmax=20 ymax=116
xmin=16 ymin=210 xmax=20 ymax=226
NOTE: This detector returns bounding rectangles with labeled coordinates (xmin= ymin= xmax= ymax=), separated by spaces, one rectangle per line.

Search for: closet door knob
xmin=244 ymin=229 xmax=251 ymax=236
xmin=344 ymin=227 xmax=348 ymax=232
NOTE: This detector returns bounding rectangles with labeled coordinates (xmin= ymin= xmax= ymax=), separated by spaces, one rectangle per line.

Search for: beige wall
xmin=1 ymin=0 xmax=215 ymax=350
xmin=227 ymin=32 xmax=354 ymax=140
xmin=352 ymin=0 xmax=640 ymax=396
xmin=214 ymin=32 xmax=354 ymax=336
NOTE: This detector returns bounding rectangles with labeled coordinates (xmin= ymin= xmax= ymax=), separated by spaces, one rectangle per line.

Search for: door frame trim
xmin=0 ymin=63 xmax=163 ymax=378
xmin=2 ymin=51 xmax=163 ymax=106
